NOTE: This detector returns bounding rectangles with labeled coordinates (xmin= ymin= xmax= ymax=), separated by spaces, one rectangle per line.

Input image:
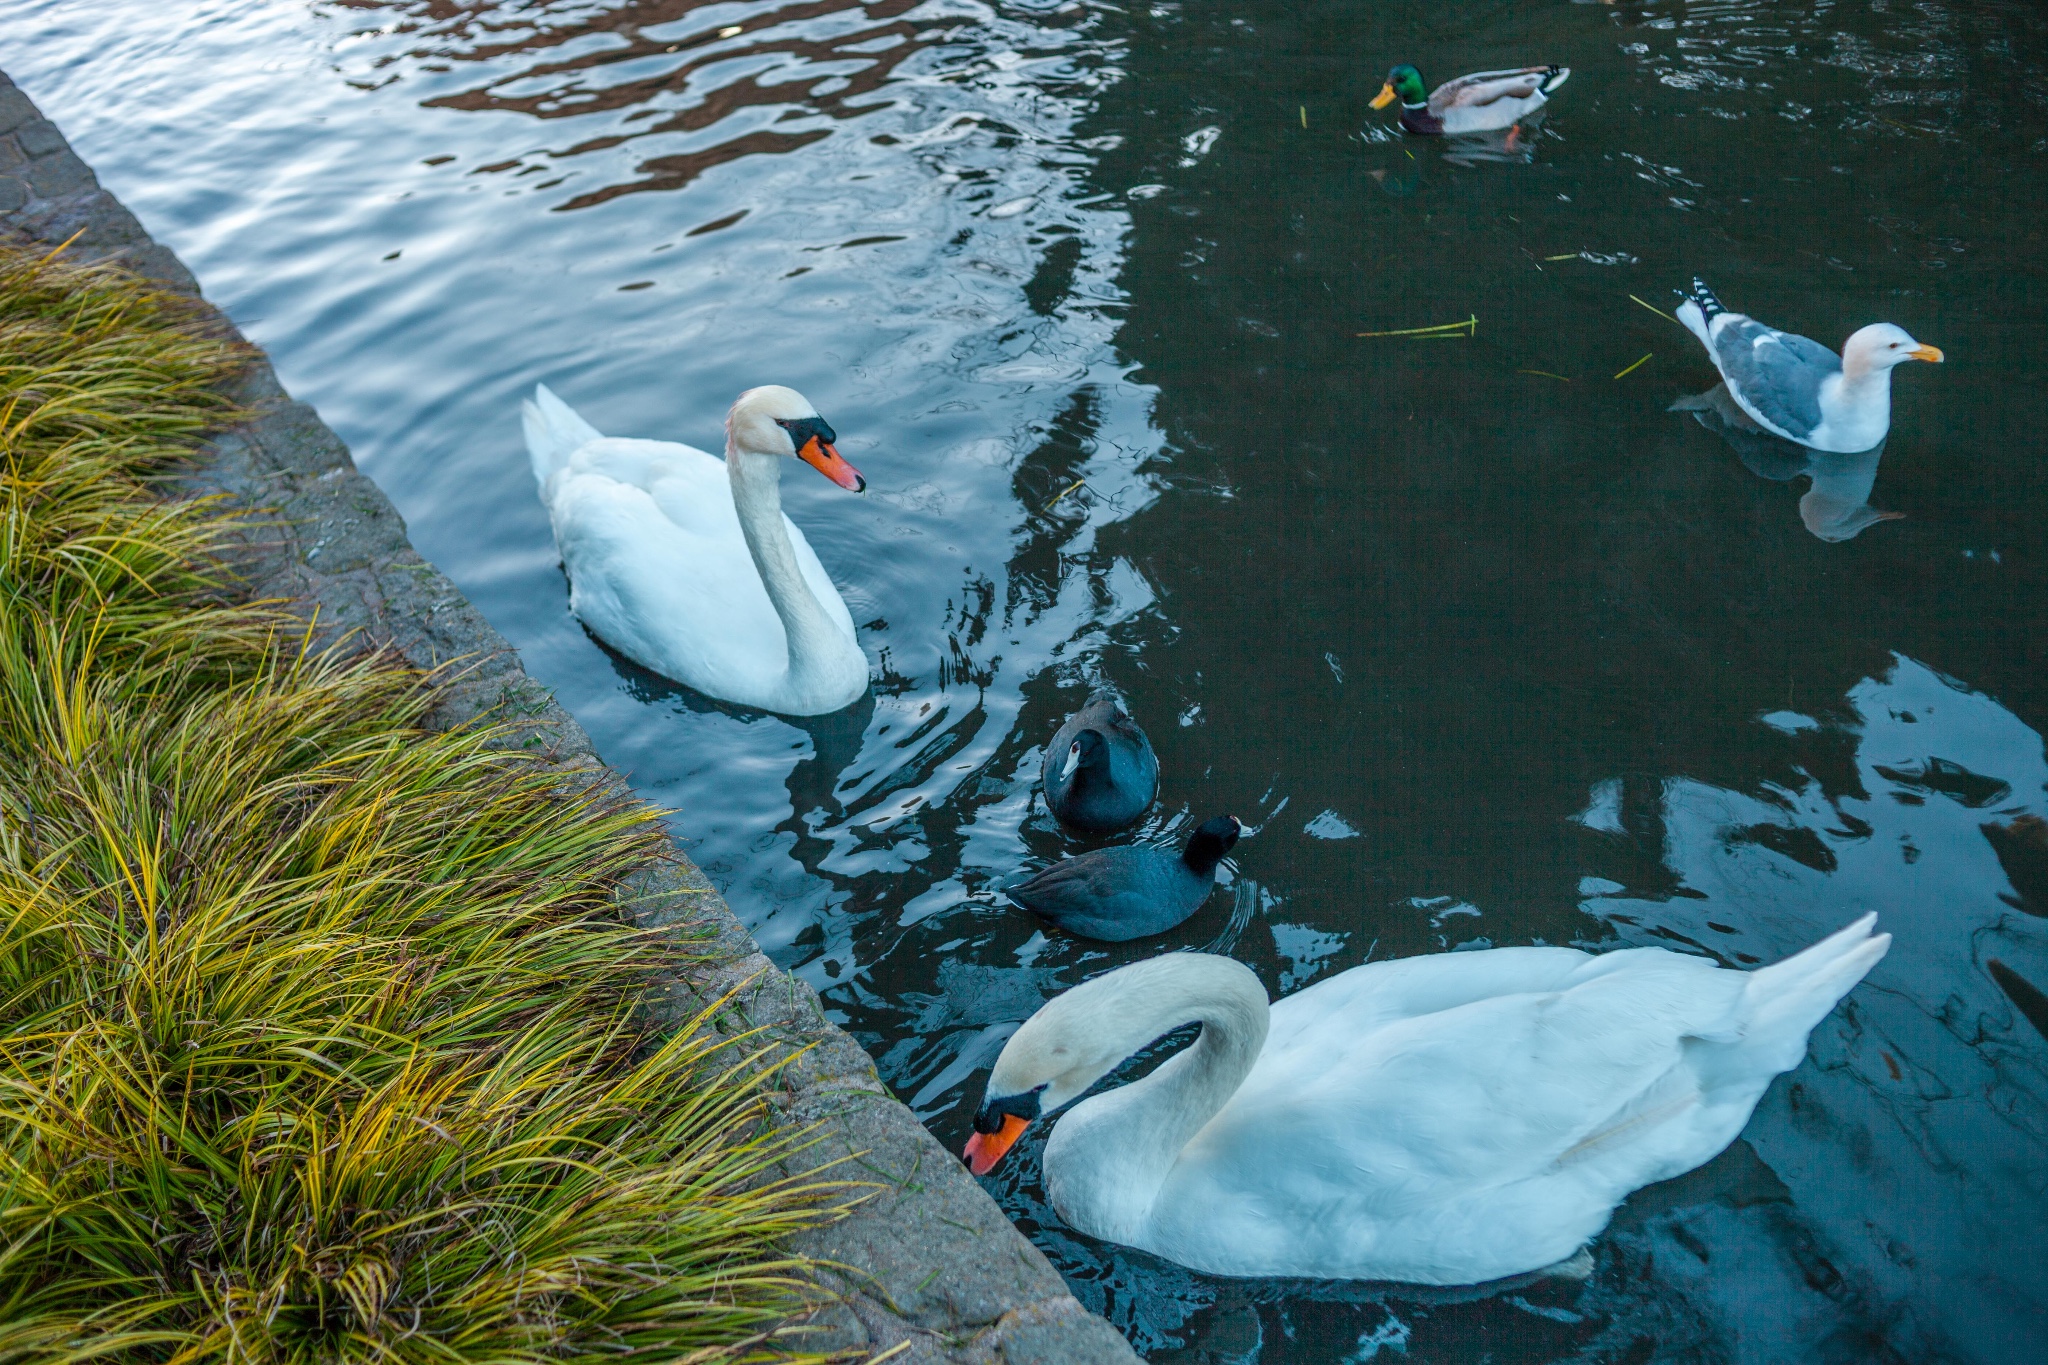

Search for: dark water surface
xmin=10 ymin=0 xmax=2047 ymax=1359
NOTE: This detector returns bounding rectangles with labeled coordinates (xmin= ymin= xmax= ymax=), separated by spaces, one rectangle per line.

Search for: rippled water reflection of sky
xmin=9 ymin=0 xmax=2048 ymax=1360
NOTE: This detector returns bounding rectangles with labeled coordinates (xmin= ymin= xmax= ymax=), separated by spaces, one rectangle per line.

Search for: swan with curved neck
xmin=522 ymin=383 xmax=870 ymax=715
xmin=966 ymin=918 xmax=1888 ymax=1283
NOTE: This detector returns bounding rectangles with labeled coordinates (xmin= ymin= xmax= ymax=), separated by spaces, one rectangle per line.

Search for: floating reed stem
xmin=1355 ymin=314 xmax=1477 ymax=339
xmin=1629 ymin=293 xmax=1678 ymax=323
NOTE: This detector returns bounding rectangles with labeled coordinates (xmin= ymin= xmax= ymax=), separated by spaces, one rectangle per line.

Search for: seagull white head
xmin=726 ymin=385 xmax=865 ymax=491
xmin=1842 ymin=324 xmax=1944 ymax=375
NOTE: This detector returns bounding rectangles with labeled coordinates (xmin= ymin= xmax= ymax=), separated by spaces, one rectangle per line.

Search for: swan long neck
xmin=726 ymin=441 xmax=844 ymax=686
xmin=1044 ymin=957 xmax=1269 ymax=1242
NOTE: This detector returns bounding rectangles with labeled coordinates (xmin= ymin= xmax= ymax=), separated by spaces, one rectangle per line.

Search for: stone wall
xmin=0 ymin=69 xmax=1136 ymax=1365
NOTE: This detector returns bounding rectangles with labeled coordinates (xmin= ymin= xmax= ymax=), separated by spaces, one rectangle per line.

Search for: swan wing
xmin=547 ymin=469 xmax=791 ymax=698
xmin=560 ymin=437 xmax=857 ymax=644
xmin=565 ymin=437 xmax=732 ymax=536
xmin=1260 ymin=945 xmax=1594 ymax=1049
xmin=1230 ymin=947 xmax=1741 ymax=1182
xmin=522 ymin=384 xmax=606 ymax=491
xmin=1253 ymin=948 xmax=1745 ymax=1176
xmin=1148 ymin=947 xmax=1753 ymax=1280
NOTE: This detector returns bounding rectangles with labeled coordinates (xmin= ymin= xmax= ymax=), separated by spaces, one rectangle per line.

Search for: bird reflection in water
xmin=1438 ymin=117 xmax=1549 ymax=168
xmin=1672 ymin=383 xmax=1901 ymax=542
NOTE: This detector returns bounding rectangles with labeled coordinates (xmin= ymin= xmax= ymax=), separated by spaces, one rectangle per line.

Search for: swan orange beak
xmin=1908 ymin=344 xmax=1944 ymax=363
xmin=963 ymin=1113 xmax=1029 ymax=1175
xmin=1370 ymin=83 xmax=1397 ymax=110
xmin=798 ymin=436 xmax=866 ymax=492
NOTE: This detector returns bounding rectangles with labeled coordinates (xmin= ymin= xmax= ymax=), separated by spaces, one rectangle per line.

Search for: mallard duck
xmin=1675 ymin=279 xmax=1943 ymax=453
xmin=1370 ymin=63 xmax=1570 ymax=135
xmin=521 ymin=384 xmax=869 ymax=715
xmin=964 ymin=916 xmax=1889 ymax=1283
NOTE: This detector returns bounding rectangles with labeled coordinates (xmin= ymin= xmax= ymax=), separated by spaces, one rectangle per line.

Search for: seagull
xmin=1675 ymin=279 xmax=1942 ymax=453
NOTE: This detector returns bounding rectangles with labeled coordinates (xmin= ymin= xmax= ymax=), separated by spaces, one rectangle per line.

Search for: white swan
xmin=521 ymin=384 xmax=869 ymax=716
xmin=964 ymin=916 xmax=1889 ymax=1284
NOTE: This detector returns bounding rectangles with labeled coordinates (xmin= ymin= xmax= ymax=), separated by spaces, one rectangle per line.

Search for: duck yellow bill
xmin=1909 ymin=344 xmax=1944 ymax=363
xmin=798 ymin=436 xmax=866 ymax=491
xmin=963 ymin=1113 xmax=1029 ymax=1175
xmin=1370 ymin=83 xmax=1397 ymax=110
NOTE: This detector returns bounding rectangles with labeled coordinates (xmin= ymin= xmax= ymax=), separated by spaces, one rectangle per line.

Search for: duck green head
xmin=1370 ymin=65 xmax=1427 ymax=110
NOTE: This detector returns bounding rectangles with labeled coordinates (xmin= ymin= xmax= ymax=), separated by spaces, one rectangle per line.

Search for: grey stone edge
xmin=0 ymin=71 xmax=1136 ymax=1365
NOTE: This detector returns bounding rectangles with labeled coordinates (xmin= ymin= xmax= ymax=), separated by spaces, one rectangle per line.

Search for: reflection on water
xmin=1436 ymin=119 xmax=1552 ymax=169
xmin=1583 ymin=656 xmax=2048 ymax=1365
xmin=1674 ymin=383 xmax=1901 ymax=542
xmin=10 ymin=0 xmax=2048 ymax=1360
xmin=334 ymin=0 xmax=1100 ymax=211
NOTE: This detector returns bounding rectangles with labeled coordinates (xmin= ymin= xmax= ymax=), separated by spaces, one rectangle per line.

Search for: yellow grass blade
xmin=1355 ymin=314 xmax=1477 ymax=339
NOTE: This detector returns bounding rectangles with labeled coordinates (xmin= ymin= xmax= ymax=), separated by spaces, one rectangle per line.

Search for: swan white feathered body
xmin=965 ymin=916 xmax=1888 ymax=1284
xmin=521 ymin=384 xmax=868 ymax=715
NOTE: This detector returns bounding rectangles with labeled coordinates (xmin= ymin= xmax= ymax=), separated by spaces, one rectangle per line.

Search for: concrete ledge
xmin=0 ymin=69 xmax=1136 ymax=1365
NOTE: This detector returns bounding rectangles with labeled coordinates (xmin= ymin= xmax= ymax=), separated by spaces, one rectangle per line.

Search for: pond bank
xmin=0 ymin=69 xmax=1134 ymax=1365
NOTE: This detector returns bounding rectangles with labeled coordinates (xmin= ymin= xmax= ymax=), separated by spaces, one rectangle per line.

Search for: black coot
xmin=1041 ymin=695 xmax=1159 ymax=833
xmin=1006 ymin=816 xmax=1241 ymax=942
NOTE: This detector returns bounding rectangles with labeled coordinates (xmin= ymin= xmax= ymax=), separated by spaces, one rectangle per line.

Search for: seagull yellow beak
xmin=1908 ymin=344 xmax=1944 ymax=363
xmin=1370 ymin=83 xmax=1397 ymax=110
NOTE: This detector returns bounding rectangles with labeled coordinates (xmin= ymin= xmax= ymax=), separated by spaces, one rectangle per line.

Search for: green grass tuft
xmin=0 ymin=245 xmax=840 ymax=1362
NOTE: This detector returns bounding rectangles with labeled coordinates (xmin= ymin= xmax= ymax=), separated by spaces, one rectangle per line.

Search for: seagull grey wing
xmin=1711 ymin=318 xmax=1840 ymax=443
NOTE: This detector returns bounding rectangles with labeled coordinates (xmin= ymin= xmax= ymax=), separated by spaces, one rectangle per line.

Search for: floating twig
xmin=1355 ymin=314 xmax=1476 ymax=339
xmin=1518 ymin=369 xmax=1572 ymax=382
xmin=1545 ymin=253 xmax=1579 ymax=262
xmin=1047 ymin=478 xmax=1087 ymax=508
xmin=1629 ymin=293 xmax=1677 ymax=323
xmin=1613 ymin=352 xmax=1654 ymax=380
xmin=1300 ymin=106 xmax=1308 ymax=129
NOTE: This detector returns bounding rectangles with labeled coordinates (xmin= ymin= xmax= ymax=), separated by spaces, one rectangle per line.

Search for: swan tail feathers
xmin=522 ymin=383 xmax=605 ymax=490
xmin=1726 ymin=913 xmax=1888 ymax=1078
